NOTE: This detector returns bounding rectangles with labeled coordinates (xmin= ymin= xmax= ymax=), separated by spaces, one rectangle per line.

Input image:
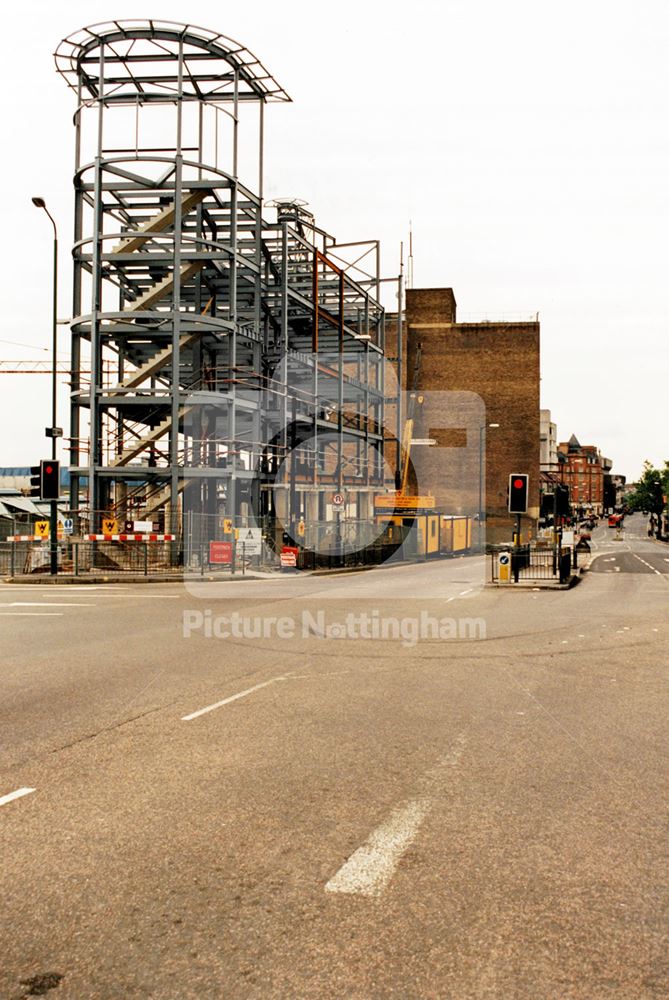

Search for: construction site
xmin=1 ymin=19 xmax=503 ymax=575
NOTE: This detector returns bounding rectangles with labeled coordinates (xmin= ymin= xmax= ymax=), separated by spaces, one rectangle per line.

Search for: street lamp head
xmin=31 ymin=196 xmax=46 ymax=208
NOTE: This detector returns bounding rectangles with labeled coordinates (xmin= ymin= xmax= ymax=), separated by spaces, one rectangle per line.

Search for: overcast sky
xmin=1 ymin=0 xmax=667 ymax=480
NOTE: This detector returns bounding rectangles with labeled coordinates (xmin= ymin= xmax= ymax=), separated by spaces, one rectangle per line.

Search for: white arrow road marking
xmin=0 ymin=787 xmax=35 ymax=808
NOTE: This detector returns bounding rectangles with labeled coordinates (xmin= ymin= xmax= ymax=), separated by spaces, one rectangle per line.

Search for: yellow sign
xmin=374 ymin=494 xmax=436 ymax=511
xmin=223 ymin=518 xmax=233 ymax=534
xmin=297 ymin=520 xmax=305 ymax=537
xmin=35 ymin=520 xmax=49 ymax=539
xmin=102 ymin=518 xmax=118 ymax=534
xmin=234 ymin=528 xmax=239 ymax=540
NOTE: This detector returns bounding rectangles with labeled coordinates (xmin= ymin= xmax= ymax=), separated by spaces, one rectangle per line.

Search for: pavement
xmin=0 ymin=513 xmax=668 ymax=999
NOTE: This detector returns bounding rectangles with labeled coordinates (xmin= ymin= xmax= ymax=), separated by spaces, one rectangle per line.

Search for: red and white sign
xmin=280 ymin=546 xmax=298 ymax=568
xmin=209 ymin=540 xmax=233 ymax=564
xmin=332 ymin=492 xmax=344 ymax=510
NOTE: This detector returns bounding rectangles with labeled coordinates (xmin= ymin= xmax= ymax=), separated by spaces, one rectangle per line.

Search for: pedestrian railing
xmin=490 ymin=544 xmax=573 ymax=583
xmin=0 ymin=540 xmax=181 ymax=577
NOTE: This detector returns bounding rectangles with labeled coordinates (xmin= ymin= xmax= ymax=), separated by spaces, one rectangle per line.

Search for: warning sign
xmin=102 ymin=518 xmax=118 ymax=535
xmin=35 ymin=520 xmax=49 ymax=539
xmin=222 ymin=518 xmax=233 ymax=534
xmin=280 ymin=547 xmax=298 ymax=569
xmin=209 ymin=540 xmax=232 ymax=564
xmin=239 ymin=527 xmax=262 ymax=555
xmin=297 ymin=520 xmax=305 ymax=537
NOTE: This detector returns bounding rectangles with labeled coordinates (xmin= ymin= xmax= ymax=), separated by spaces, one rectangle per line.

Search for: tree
xmin=626 ymin=460 xmax=669 ymax=513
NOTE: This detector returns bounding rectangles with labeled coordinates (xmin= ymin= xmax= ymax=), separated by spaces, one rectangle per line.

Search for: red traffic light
xmin=40 ymin=459 xmax=60 ymax=501
xmin=508 ymin=473 xmax=529 ymax=514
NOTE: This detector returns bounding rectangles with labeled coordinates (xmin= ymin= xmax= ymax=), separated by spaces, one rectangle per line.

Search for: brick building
xmin=386 ymin=288 xmax=540 ymax=545
xmin=556 ymin=434 xmax=611 ymax=515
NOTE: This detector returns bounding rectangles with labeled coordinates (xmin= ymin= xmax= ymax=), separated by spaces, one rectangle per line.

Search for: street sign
xmin=35 ymin=520 xmax=49 ymax=539
xmin=280 ymin=546 xmax=298 ymax=569
xmin=239 ymin=527 xmax=262 ymax=555
xmin=62 ymin=518 xmax=74 ymax=535
xmin=133 ymin=520 xmax=152 ymax=533
xmin=297 ymin=520 xmax=305 ymax=537
xmin=102 ymin=518 xmax=118 ymax=535
xmin=332 ymin=492 xmax=344 ymax=511
xmin=209 ymin=540 xmax=232 ymax=564
xmin=222 ymin=518 xmax=233 ymax=534
xmin=498 ymin=550 xmax=511 ymax=583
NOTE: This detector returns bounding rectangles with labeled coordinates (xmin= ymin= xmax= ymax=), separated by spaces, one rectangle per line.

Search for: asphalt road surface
xmin=1 ymin=513 xmax=668 ymax=999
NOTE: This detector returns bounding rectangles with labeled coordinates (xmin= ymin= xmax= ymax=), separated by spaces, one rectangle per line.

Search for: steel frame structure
xmin=56 ymin=20 xmax=396 ymax=539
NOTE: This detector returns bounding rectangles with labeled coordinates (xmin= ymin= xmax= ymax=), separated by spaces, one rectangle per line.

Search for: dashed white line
xmin=181 ymin=673 xmax=292 ymax=721
xmin=633 ymin=554 xmax=662 ymax=575
xmin=0 ymin=787 xmax=35 ymax=808
xmin=326 ymin=733 xmax=467 ymax=898
xmin=325 ymin=799 xmax=430 ymax=897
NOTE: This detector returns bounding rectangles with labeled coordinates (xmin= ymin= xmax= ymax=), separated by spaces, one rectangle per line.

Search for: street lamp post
xmin=478 ymin=422 xmax=499 ymax=551
xmin=31 ymin=197 xmax=59 ymax=576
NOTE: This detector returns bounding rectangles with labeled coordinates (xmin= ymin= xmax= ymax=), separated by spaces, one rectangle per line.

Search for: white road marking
xmin=181 ymin=673 xmax=292 ymax=721
xmin=325 ymin=799 xmax=430 ymax=897
xmin=0 ymin=787 xmax=35 ymax=808
xmin=0 ymin=612 xmax=64 ymax=617
xmin=459 ymin=589 xmax=473 ymax=596
xmin=0 ymin=602 xmax=93 ymax=608
xmin=633 ymin=554 xmax=662 ymax=575
xmin=614 ymin=566 xmax=621 ymax=572
xmin=326 ymin=733 xmax=467 ymax=898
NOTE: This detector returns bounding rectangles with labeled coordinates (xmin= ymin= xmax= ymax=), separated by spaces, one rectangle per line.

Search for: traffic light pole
xmin=32 ymin=198 xmax=59 ymax=576
xmin=49 ymin=225 xmax=58 ymax=576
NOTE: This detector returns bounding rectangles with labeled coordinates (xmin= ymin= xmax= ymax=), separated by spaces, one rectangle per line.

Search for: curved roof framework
xmin=54 ymin=19 xmax=291 ymax=103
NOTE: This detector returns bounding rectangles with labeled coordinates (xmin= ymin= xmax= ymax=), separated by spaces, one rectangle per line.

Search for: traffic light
xmin=41 ymin=460 xmax=60 ymax=500
xmin=29 ymin=460 xmax=60 ymax=500
xmin=555 ymin=483 xmax=570 ymax=517
xmin=508 ymin=473 xmax=529 ymax=514
xmin=29 ymin=465 xmax=41 ymax=497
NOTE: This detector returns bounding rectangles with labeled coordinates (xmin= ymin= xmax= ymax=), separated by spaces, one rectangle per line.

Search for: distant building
xmin=540 ymin=409 xmax=558 ymax=470
xmin=556 ymin=435 xmax=611 ymax=514
xmin=0 ymin=490 xmax=43 ymax=540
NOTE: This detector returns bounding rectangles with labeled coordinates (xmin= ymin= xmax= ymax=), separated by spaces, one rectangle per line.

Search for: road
xmin=0 ymin=513 xmax=667 ymax=999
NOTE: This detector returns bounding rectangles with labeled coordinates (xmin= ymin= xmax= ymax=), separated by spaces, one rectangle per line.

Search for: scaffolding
xmin=55 ymin=20 xmax=397 ymax=546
